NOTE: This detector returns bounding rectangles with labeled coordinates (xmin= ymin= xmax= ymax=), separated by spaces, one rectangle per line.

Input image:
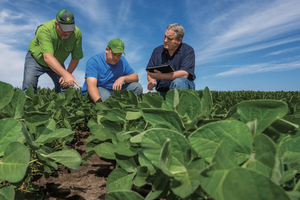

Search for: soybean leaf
xmin=222 ymin=168 xmax=290 ymax=200
xmin=39 ymin=149 xmax=82 ymax=171
xmin=145 ymin=171 xmax=170 ymax=200
xmin=106 ymin=191 xmax=144 ymax=200
xmin=170 ymin=158 xmax=204 ymax=198
xmin=141 ymin=128 xmax=191 ymax=169
xmin=189 ymin=120 xmax=253 ymax=163
xmin=11 ymin=89 xmax=26 ymax=119
xmin=0 ymin=119 xmax=24 ymax=156
xmin=35 ymin=128 xmax=74 ymax=144
xmin=116 ymin=154 xmax=137 ymax=173
xmin=141 ymin=109 xmax=184 ymax=133
xmin=0 ymin=81 xmax=14 ymax=109
xmin=0 ymin=187 xmax=15 ymax=200
xmin=279 ymin=137 xmax=300 ymax=170
xmin=176 ymin=91 xmax=202 ymax=121
xmin=248 ymin=134 xmax=282 ymax=185
xmin=238 ymin=100 xmax=288 ymax=134
xmin=0 ymin=142 xmax=30 ymax=183
xmin=94 ymin=142 xmax=116 ymax=160
xmin=107 ymin=168 xmax=135 ymax=192
xmin=133 ymin=166 xmax=150 ymax=187
xmin=200 ymin=141 xmax=238 ymax=200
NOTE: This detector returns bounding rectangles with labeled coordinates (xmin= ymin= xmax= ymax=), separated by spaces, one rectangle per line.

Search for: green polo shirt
xmin=28 ymin=19 xmax=83 ymax=67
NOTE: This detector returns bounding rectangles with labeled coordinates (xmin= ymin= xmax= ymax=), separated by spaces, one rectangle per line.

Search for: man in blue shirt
xmin=81 ymin=38 xmax=143 ymax=102
xmin=146 ymin=23 xmax=196 ymax=98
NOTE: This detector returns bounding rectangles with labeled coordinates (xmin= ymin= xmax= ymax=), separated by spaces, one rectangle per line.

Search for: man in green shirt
xmin=22 ymin=10 xmax=83 ymax=93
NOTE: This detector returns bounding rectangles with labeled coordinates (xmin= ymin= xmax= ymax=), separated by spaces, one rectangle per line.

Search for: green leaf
xmin=0 ymin=142 xmax=30 ymax=182
xmin=200 ymin=141 xmax=238 ymax=200
xmin=248 ymin=134 xmax=281 ymax=184
xmin=280 ymin=137 xmax=300 ymax=170
xmin=39 ymin=149 xmax=82 ymax=170
xmin=35 ymin=128 xmax=74 ymax=144
xmin=11 ymin=89 xmax=26 ymax=119
xmin=189 ymin=120 xmax=253 ymax=163
xmin=126 ymin=111 xmax=142 ymax=120
xmin=141 ymin=128 xmax=191 ymax=169
xmin=141 ymin=109 xmax=184 ymax=133
xmin=116 ymin=154 xmax=137 ymax=173
xmin=238 ymin=100 xmax=288 ymax=134
xmin=222 ymin=168 xmax=290 ymax=200
xmin=107 ymin=168 xmax=134 ymax=192
xmin=0 ymin=187 xmax=15 ymax=200
xmin=281 ymin=170 xmax=297 ymax=185
xmin=145 ymin=171 xmax=170 ymax=200
xmin=21 ymin=122 xmax=39 ymax=150
xmin=106 ymin=191 xmax=144 ymax=200
xmin=138 ymin=150 xmax=156 ymax=175
xmin=133 ymin=166 xmax=150 ymax=187
xmin=200 ymin=86 xmax=213 ymax=117
xmin=0 ymin=119 xmax=24 ymax=156
xmin=0 ymin=81 xmax=14 ymax=109
xmin=141 ymin=93 xmax=163 ymax=108
xmin=116 ymin=140 xmax=138 ymax=157
xmin=94 ymin=142 xmax=116 ymax=160
xmin=176 ymin=91 xmax=202 ymax=121
xmin=24 ymin=111 xmax=49 ymax=126
xmin=170 ymin=158 xmax=204 ymax=198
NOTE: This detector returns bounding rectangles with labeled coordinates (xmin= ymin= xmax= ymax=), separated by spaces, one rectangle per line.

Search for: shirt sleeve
xmin=85 ymin=57 xmax=98 ymax=79
xmin=37 ymin=28 xmax=54 ymax=55
xmin=179 ymin=46 xmax=195 ymax=79
xmin=146 ymin=50 xmax=156 ymax=69
xmin=122 ymin=57 xmax=135 ymax=75
xmin=71 ymin=27 xmax=84 ymax=61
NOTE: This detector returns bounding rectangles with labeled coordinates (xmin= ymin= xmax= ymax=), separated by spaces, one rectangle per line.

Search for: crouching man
xmin=81 ymin=38 xmax=143 ymax=102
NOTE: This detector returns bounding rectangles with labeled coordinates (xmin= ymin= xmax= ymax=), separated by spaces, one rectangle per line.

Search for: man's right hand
xmin=147 ymin=80 xmax=156 ymax=91
xmin=59 ymin=73 xmax=80 ymax=88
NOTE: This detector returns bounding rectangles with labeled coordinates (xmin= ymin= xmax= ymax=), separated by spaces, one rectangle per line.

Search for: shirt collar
xmin=162 ymin=42 xmax=183 ymax=55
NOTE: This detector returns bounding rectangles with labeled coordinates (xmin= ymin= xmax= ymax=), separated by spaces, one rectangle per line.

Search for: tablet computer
xmin=146 ymin=65 xmax=175 ymax=73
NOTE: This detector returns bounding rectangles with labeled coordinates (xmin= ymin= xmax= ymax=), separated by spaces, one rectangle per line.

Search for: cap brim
xmin=111 ymin=49 xmax=126 ymax=55
xmin=60 ymin=24 xmax=75 ymax=32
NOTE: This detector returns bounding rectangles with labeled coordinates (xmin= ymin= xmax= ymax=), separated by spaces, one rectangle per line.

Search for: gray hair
xmin=166 ymin=23 xmax=185 ymax=39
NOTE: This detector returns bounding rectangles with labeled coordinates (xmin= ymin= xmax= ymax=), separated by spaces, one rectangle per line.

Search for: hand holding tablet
xmin=146 ymin=65 xmax=175 ymax=73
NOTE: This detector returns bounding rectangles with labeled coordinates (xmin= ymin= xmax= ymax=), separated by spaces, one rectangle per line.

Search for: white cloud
xmin=264 ymin=46 xmax=300 ymax=56
xmin=188 ymin=0 xmax=300 ymax=64
xmin=212 ymin=60 xmax=300 ymax=77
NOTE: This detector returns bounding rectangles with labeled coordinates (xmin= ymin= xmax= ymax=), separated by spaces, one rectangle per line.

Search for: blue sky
xmin=0 ymin=0 xmax=299 ymax=92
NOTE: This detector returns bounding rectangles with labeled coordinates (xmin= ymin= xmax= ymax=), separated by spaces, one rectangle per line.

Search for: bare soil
xmin=34 ymin=132 xmax=113 ymax=200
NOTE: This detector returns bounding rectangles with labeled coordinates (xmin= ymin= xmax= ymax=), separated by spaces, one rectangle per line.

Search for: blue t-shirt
xmin=81 ymin=53 xmax=135 ymax=95
xmin=146 ymin=43 xmax=196 ymax=92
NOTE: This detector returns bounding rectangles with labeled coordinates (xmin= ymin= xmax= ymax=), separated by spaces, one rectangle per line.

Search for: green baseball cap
xmin=107 ymin=38 xmax=125 ymax=55
xmin=56 ymin=10 xmax=75 ymax=32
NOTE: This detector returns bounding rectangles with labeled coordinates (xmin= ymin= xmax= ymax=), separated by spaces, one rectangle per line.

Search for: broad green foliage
xmin=0 ymin=187 xmax=15 ymax=200
xmin=0 ymin=142 xmax=30 ymax=183
xmin=1 ymin=81 xmax=300 ymax=199
xmin=0 ymin=119 xmax=24 ymax=156
xmin=189 ymin=120 xmax=253 ymax=163
xmin=222 ymin=168 xmax=290 ymax=200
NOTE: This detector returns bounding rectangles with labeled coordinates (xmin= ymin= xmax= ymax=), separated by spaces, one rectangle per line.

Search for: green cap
xmin=107 ymin=38 xmax=125 ymax=54
xmin=56 ymin=10 xmax=75 ymax=32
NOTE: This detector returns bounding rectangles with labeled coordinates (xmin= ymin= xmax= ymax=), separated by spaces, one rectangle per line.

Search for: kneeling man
xmin=81 ymin=38 xmax=143 ymax=102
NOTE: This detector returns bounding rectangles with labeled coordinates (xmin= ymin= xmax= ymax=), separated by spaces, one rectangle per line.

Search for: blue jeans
xmin=159 ymin=78 xmax=195 ymax=99
xmin=98 ymin=82 xmax=143 ymax=101
xmin=22 ymin=51 xmax=65 ymax=93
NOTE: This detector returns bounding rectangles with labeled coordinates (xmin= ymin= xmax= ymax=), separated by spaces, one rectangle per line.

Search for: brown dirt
xmin=34 ymin=132 xmax=114 ymax=200
xmin=33 ymin=131 xmax=155 ymax=200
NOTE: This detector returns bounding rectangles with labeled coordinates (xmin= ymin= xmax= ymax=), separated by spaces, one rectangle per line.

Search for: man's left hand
xmin=113 ymin=77 xmax=125 ymax=90
xmin=148 ymin=70 xmax=163 ymax=80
